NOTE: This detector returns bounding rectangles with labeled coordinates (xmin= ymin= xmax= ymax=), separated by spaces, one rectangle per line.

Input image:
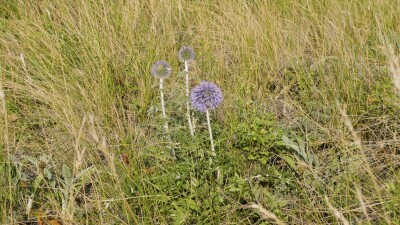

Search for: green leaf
xmin=44 ymin=168 xmax=52 ymax=180
xmin=281 ymin=154 xmax=296 ymax=170
xmin=75 ymin=165 xmax=95 ymax=182
xmin=177 ymin=71 xmax=186 ymax=78
xmin=186 ymin=199 xmax=200 ymax=212
xmin=33 ymin=174 xmax=44 ymax=190
xmin=282 ymin=135 xmax=299 ymax=152
xmin=25 ymin=156 xmax=38 ymax=167
xmin=62 ymin=164 xmax=72 ymax=186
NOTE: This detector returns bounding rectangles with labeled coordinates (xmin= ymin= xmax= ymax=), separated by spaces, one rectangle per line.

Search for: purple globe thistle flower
xmin=178 ymin=46 xmax=195 ymax=62
xmin=190 ymin=82 xmax=223 ymax=112
xmin=151 ymin=60 xmax=172 ymax=78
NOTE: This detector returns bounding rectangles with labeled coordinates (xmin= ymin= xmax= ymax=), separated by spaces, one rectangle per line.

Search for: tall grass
xmin=1 ymin=0 xmax=400 ymax=224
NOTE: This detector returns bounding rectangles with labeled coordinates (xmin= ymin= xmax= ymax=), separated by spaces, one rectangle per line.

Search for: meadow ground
xmin=1 ymin=0 xmax=400 ymax=224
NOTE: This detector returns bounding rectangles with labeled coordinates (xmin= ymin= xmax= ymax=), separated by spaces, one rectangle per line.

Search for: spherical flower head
xmin=190 ymin=81 xmax=223 ymax=112
xmin=151 ymin=60 xmax=172 ymax=78
xmin=178 ymin=46 xmax=195 ymax=62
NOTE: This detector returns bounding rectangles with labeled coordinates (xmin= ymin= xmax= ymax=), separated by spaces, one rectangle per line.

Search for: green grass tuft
xmin=1 ymin=0 xmax=400 ymax=224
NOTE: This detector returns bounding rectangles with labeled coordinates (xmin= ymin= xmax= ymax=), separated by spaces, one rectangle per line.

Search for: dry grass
xmin=1 ymin=0 xmax=400 ymax=224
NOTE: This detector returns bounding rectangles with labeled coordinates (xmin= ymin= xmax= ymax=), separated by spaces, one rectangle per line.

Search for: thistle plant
xmin=151 ymin=60 xmax=172 ymax=133
xmin=190 ymin=81 xmax=223 ymax=165
xmin=178 ymin=46 xmax=196 ymax=136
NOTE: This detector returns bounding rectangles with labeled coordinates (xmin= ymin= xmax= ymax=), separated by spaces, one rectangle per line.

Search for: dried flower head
xmin=151 ymin=60 xmax=172 ymax=78
xmin=178 ymin=46 xmax=195 ymax=62
xmin=190 ymin=81 xmax=223 ymax=112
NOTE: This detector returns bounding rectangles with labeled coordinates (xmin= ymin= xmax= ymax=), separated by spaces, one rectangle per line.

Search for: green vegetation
xmin=1 ymin=0 xmax=400 ymax=224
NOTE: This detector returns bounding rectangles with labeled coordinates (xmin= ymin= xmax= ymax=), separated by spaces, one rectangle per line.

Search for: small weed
xmin=232 ymin=113 xmax=285 ymax=165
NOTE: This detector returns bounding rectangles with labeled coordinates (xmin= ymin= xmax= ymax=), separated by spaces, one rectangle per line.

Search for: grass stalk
xmin=0 ymin=83 xmax=13 ymax=223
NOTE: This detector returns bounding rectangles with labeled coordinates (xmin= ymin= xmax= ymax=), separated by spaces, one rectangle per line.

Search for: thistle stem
xmin=185 ymin=60 xmax=195 ymax=136
xmin=159 ymin=78 xmax=169 ymax=132
xmin=206 ymin=109 xmax=215 ymax=164
xmin=160 ymin=78 xmax=176 ymax=159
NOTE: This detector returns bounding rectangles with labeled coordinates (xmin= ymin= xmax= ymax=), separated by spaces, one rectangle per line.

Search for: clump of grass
xmin=1 ymin=0 xmax=400 ymax=224
xmin=386 ymin=44 xmax=400 ymax=97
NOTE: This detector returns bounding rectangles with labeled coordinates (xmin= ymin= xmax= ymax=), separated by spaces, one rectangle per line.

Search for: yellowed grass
xmin=1 ymin=0 xmax=400 ymax=224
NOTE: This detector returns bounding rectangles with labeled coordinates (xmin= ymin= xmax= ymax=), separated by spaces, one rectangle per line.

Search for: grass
xmin=1 ymin=0 xmax=400 ymax=224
